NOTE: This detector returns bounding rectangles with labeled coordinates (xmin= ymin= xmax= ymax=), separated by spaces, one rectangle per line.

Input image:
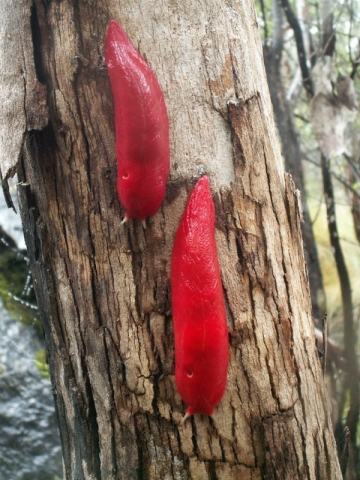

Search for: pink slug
xmin=171 ymin=176 xmax=229 ymax=417
xmin=105 ymin=20 xmax=170 ymax=223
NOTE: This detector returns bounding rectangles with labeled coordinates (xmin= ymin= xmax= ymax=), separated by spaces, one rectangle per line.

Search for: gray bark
xmin=1 ymin=0 xmax=342 ymax=478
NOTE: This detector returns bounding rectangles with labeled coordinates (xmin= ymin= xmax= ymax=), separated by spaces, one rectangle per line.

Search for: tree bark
xmin=263 ymin=0 xmax=326 ymax=323
xmin=1 ymin=0 xmax=342 ymax=478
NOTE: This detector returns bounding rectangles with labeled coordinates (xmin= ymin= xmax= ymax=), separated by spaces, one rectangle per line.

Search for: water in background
xmin=0 ymin=302 xmax=63 ymax=479
xmin=0 ymin=178 xmax=63 ymax=479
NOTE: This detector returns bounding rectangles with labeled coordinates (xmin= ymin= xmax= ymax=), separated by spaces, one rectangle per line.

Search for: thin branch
xmin=340 ymin=426 xmax=350 ymax=477
xmin=320 ymin=152 xmax=359 ymax=445
xmin=278 ymin=0 xmax=314 ymax=97
xmin=303 ymin=154 xmax=360 ymax=201
xmin=293 ymin=112 xmax=309 ymax=124
xmin=322 ymin=313 xmax=328 ymax=377
xmin=344 ymin=152 xmax=360 ymax=181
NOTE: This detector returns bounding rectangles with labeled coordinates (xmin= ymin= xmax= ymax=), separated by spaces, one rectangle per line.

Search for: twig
xmin=340 ymin=426 xmax=350 ymax=477
xmin=322 ymin=313 xmax=328 ymax=377
xmin=279 ymin=0 xmax=314 ymax=97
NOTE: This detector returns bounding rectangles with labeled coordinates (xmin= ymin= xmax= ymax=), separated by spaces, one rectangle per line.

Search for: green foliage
xmin=309 ymin=191 xmax=360 ymax=341
xmin=0 ymin=231 xmax=40 ymax=334
xmin=35 ymin=349 xmax=50 ymax=379
xmin=255 ymin=0 xmax=360 ymax=342
xmin=0 ymin=228 xmax=47 ymax=378
xmin=255 ymin=0 xmax=360 ymax=456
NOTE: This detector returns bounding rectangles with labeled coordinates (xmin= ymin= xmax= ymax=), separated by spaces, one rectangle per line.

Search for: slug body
xmin=105 ymin=20 xmax=170 ymax=222
xmin=171 ymin=176 xmax=229 ymax=416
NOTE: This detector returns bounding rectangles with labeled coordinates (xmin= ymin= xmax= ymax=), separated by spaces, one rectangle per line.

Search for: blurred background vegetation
xmin=256 ymin=0 xmax=360 ymax=476
xmin=0 ymin=181 xmax=62 ymax=479
xmin=1 ymin=0 xmax=360 ymax=477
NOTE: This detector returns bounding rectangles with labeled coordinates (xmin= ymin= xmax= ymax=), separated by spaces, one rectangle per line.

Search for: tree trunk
xmin=1 ymin=0 xmax=342 ymax=478
xmin=263 ymin=0 xmax=326 ymax=323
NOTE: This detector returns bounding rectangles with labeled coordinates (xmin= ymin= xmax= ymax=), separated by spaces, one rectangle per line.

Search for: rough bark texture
xmin=0 ymin=0 xmax=48 ymax=208
xmin=263 ymin=0 xmax=326 ymax=323
xmin=3 ymin=0 xmax=342 ymax=478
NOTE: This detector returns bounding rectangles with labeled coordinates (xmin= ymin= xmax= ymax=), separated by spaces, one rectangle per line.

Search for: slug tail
xmin=120 ymin=214 xmax=129 ymax=225
xmin=182 ymin=411 xmax=191 ymax=423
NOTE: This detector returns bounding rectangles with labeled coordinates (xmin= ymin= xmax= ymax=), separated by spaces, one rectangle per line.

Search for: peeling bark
xmin=1 ymin=0 xmax=342 ymax=478
xmin=0 ymin=0 xmax=48 ymax=209
xmin=263 ymin=0 xmax=326 ymax=322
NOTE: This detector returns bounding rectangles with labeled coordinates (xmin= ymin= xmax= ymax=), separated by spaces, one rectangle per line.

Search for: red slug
xmin=105 ymin=20 xmax=170 ymax=223
xmin=171 ymin=176 xmax=229 ymax=417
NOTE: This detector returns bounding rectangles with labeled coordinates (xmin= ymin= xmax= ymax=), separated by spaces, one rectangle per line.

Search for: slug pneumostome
xmin=105 ymin=20 xmax=170 ymax=224
xmin=171 ymin=176 xmax=229 ymax=417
